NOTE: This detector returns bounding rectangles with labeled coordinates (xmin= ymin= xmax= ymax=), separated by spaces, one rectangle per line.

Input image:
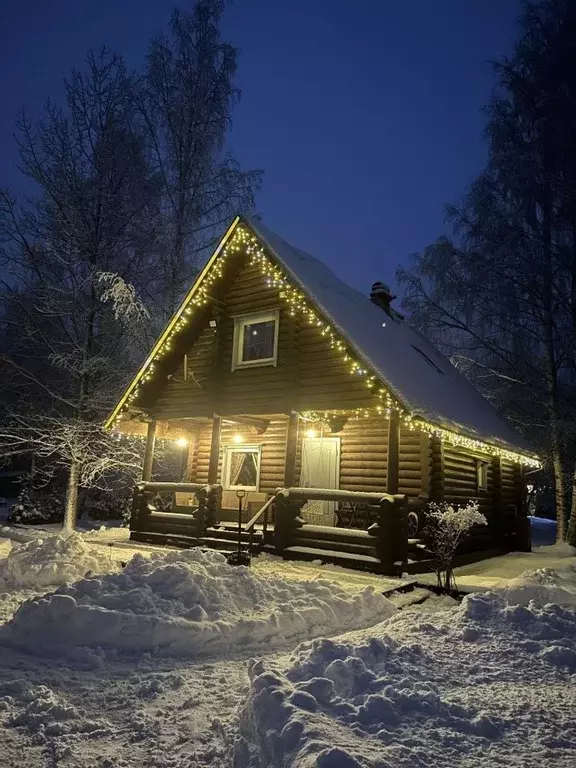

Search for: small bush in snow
xmin=8 ymin=484 xmax=63 ymax=526
xmin=83 ymin=488 xmax=132 ymax=524
xmin=424 ymin=501 xmax=487 ymax=593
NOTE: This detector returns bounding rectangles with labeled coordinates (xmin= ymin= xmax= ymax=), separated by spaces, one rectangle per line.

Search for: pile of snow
xmin=0 ymin=679 xmax=112 ymax=743
xmin=496 ymin=563 xmax=576 ymax=608
xmin=0 ymin=548 xmax=394 ymax=658
xmin=236 ymin=591 xmax=576 ymax=767
xmin=0 ymin=533 xmax=119 ymax=589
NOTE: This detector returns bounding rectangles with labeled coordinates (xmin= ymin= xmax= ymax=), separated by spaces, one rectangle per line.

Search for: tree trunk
xmin=566 ymin=460 xmax=576 ymax=547
xmin=63 ymin=460 xmax=80 ymax=533
xmin=540 ymin=199 xmax=565 ymax=542
xmin=551 ymin=430 xmax=566 ymax=543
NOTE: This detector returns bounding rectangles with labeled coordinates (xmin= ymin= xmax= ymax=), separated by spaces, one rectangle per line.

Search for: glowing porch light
xmin=175 ymin=437 xmax=188 ymax=448
xmin=232 ymin=433 xmax=244 ymax=444
xmin=305 ymin=429 xmax=317 ymax=439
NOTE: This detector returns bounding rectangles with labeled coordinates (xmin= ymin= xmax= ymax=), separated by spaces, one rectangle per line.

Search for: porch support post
xmin=207 ymin=415 xmax=222 ymax=484
xmin=491 ymin=456 xmax=504 ymax=545
xmin=283 ymin=412 xmax=300 ymax=488
xmin=142 ymin=420 xmax=157 ymax=481
xmin=386 ymin=410 xmax=400 ymax=494
xmin=429 ymin=434 xmax=445 ymax=502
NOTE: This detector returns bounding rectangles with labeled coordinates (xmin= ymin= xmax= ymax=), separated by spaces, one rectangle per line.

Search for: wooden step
xmin=290 ymin=535 xmax=377 ymax=558
xmin=207 ymin=527 xmax=263 ymax=544
xmin=282 ymin=544 xmax=382 ymax=567
xmin=131 ymin=531 xmax=200 ymax=549
xmin=200 ymin=537 xmax=249 ymax=553
xmin=295 ymin=525 xmax=375 ymax=546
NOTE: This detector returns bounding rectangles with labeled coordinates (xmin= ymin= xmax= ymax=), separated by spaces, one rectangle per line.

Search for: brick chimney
xmin=369 ymin=281 xmax=396 ymax=315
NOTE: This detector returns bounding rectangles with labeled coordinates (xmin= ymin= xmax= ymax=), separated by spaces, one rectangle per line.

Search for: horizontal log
xmin=342 ymin=421 xmax=387 ymax=431
xmin=340 ymin=451 xmax=386 ymax=461
xmin=339 ymin=484 xmax=387 ymax=493
xmin=398 ymin=461 xmax=422 ymax=470
xmin=445 ymin=483 xmax=479 ymax=494
xmin=400 ymin=482 xmax=422 ymax=491
xmin=444 ymin=457 xmax=477 ymax=471
xmin=340 ymin=434 xmax=388 ymax=444
xmin=445 ymin=469 xmax=477 ymax=485
xmin=341 ymin=470 xmax=387 ymax=479
xmin=398 ymin=470 xmax=422 ymax=480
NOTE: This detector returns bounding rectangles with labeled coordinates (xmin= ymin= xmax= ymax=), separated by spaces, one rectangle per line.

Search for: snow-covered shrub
xmin=424 ymin=501 xmax=487 ymax=593
xmin=8 ymin=484 xmax=63 ymax=525
xmin=82 ymin=488 xmax=132 ymax=524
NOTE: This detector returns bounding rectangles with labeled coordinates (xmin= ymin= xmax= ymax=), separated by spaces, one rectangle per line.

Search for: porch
xmin=129 ymin=481 xmax=421 ymax=575
xmin=118 ymin=411 xmax=522 ymax=573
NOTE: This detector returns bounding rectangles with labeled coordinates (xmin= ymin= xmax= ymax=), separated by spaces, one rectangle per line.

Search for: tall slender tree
xmin=139 ymin=0 xmax=262 ymax=322
xmin=398 ymin=0 xmax=576 ymax=543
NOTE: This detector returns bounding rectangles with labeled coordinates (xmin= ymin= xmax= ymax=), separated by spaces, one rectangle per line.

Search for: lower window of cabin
xmin=222 ymin=445 xmax=261 ymax=491
xmin=476 ymin=460 xmax=489 ymax=492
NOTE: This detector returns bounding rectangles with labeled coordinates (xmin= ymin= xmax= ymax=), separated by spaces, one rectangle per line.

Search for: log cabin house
xmin=107 ymin=215 xmax=540 ymax=573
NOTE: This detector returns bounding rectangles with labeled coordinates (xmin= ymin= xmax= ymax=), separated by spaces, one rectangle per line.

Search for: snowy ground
xmin=0 ymin=526 xmax=574 ymax=767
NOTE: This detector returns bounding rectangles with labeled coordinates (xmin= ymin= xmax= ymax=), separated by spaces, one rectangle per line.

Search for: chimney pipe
xmin=370 ymin=281 xmax=396 ymax=314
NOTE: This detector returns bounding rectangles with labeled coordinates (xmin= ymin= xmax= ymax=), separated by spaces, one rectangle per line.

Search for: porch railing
xmin=272 ymin=487 xmax=409 ymax=575
xmin=130 ymin=481 xmax=223 ymax=539
xmin=244 ymin=495 xmax=275 ymax=554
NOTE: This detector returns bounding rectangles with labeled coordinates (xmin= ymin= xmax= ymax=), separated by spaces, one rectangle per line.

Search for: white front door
xmin=300 ymin=437 xmax=340 ymax=525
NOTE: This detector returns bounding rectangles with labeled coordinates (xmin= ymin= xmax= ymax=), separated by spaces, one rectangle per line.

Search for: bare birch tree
xmin=0 ymin=50 xmax=157 ymax=529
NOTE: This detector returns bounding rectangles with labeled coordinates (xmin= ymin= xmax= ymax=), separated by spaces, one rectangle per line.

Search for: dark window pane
xmin=228 ymin=450 xmax=259 ymax=487
xmin=242 ymin=320 xmax=275 ymax=361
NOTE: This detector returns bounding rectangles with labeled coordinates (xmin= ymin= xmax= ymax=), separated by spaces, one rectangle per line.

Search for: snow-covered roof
xmin=245 ymin=216 xmax=533 ymax=455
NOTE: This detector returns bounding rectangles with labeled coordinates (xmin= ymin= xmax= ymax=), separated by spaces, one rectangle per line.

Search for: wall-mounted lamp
xmin=232 ymin=433 xmax=244 ymax=444
xmin=305 ymin=429 xmax=317 ymax=439
xmin=175 ymin=437 xmax=188 ymax=448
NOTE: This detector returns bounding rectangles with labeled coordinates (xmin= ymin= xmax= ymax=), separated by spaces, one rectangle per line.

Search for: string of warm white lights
xmin=300 ymin=408 xmax=540 ymax=468
xmin=112 ymin=224 xmax=540 ymax=469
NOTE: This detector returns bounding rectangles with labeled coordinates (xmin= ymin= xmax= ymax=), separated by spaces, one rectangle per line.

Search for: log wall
xmin=443 ymin=446 xmax=494 ymax=517
xmin=337 ymin=417 xmax=388 ymax=493
xmin=501 ymin=459 xmax=522 ymax=511
xmin=191 ymin=417 xmax=289 ymax=495
xmin=398 ymin=423 xmax=423 ymax=498
xmin=150 ymin=253 xmax=379 ymax=420
xmin=151 ymin=325 xmax=216 ymax=420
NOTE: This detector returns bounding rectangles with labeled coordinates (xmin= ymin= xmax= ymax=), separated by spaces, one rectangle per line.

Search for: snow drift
xmin=237 ymin=591 xmax=576 ymax=767
xmin=0 ymin=548 xmax=394 ymax=658
xmin=497 ymin=564 xmax=576 ymax=608
xmin=0 ymin=533 xmax=119 ymax=589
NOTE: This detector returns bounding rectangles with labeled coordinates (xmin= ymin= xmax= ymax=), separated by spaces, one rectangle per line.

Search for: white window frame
xmin=476 ymin=460 xmax=489 ymax=492
xmin=222 ymin=444 xmax=262 ymax=491
xmin=232 ymin=309 xmax=279 ymax=371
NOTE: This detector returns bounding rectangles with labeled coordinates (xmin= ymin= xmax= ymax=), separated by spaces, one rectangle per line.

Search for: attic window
xmin=232 ymin=310 xmax=279 ymax=371
xmin=411 ymin=344 xmax=444 ymax=375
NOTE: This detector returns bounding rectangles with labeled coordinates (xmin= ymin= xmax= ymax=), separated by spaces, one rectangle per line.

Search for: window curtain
xmin=229 ymin=451 xmax=258 ymax=487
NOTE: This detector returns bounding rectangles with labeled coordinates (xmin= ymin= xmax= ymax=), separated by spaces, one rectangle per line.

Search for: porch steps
xmin=291 ymin=532 xmax=379 ymax=558
xmin=203 ymin=526 xmax=264 ymax=553
xmin=130 ymin=531 xmax=200 ymax=548
xmin=278 ymin=544 xmax=382 ymax=568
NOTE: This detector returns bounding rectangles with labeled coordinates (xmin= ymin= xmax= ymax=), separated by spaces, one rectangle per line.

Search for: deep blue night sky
xmin=0 ymin=0 xmax=520 ymax=294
